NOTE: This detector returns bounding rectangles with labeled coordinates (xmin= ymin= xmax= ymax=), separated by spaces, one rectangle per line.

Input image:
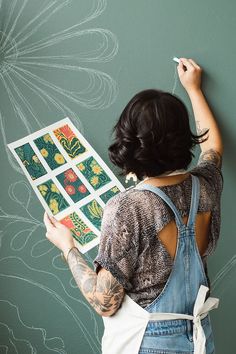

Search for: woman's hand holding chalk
xmin=173 ymin=57 xmax=180 ymax=64
xmin=173 ymin=56 xmax=188 ymax=72
xmin=175 ymin=58 xmax=202 ymax=93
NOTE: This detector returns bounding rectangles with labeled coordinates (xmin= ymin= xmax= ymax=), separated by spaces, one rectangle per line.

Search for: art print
xmin=8 ymin=118 xmax=125 ymax=253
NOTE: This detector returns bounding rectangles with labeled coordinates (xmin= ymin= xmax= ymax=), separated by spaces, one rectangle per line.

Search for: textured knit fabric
xmin=94 ymin=160 xmax=223 ymax=308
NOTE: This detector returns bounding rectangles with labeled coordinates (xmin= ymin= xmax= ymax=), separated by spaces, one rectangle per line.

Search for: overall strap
xmin=136 ymin=183 xmax=184 ymax=229
xmin=187 ymin=175 xmax=200 ymax=228
xmin=136 ymin=175 xmax=200 ymax=229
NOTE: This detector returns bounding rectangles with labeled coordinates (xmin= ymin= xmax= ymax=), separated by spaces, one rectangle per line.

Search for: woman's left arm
xmin=67 ymin=247 xmax=125 ymax=317
xmin=44 ymin=213 xmax=125 ymax=317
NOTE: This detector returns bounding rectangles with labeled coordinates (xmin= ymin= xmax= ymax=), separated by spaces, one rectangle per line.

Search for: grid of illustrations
xmin=8 ymin=118 xmax=124 ymax=253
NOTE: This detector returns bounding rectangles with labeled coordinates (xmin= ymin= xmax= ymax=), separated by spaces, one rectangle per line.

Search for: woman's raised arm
xmin=177 ymin=58 xmax=223 ymax=168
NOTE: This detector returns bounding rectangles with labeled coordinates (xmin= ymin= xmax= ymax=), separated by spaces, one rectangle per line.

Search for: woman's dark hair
xmin=108 ymin=89 xmax=209 ymax=180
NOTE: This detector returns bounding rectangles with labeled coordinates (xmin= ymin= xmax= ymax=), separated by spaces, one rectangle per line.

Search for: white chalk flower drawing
xmin=0 ymin=0 xmax=118 ymax=170
xmin=0 ymin=1 xmax=117 ymax=353
xmin=0 ymin=0 xmax=118 ymax=116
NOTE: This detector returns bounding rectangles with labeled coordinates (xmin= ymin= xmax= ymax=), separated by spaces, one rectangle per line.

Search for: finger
xmin=48 ymin=214 xmax=61 ymax=228
xmin=179 ymin=58 xmax=194 ymax=70
xmin=45 ymin=231 xmax=51 ymax=239
xmin=177 ymin=60 xmax=185 ymax=75
xmin=188 ymin=58 xmax=201 ymax=70
xmin=44 ymin=212 xmax=54 ymax=226
xmin=45 ymin=231 xmax=56 ymax=243
xmin=47 ymin=214 xmax=57 ymax=226
xmin=43 ymin=212 xmax=55 ymax=231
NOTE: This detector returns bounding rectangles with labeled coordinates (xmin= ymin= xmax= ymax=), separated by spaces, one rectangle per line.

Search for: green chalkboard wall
xmin=0 ymin=0 xmax=235 ymax=353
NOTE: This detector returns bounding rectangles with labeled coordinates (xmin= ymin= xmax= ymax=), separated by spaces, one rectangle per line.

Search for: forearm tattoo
xmin=67 ymin=248 xmax=124 ymax=316
xmin=198 ymin=148 xmax=222 ymax=168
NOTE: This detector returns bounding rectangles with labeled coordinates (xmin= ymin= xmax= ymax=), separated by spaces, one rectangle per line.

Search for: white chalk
xmin=173 ymin=57 xmax=180 ymax=64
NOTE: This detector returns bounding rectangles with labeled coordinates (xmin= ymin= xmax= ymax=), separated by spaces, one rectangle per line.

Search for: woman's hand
xmin=44 ymin=212 xmax=75 ymax=259
xmin=177 ymin=58 xmax=202 ymax=95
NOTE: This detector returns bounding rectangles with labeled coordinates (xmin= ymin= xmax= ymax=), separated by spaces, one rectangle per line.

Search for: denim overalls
xmin=102 ymin=175 xmax=219 ymax=354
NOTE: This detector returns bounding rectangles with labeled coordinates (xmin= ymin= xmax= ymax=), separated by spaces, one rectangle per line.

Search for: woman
xmin=44 ymin=58 xmax=223 ymax=354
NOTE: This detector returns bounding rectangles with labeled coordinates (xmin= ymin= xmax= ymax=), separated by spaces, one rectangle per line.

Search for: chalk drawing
xmin=0 ymin=0 xmax=117 ymax=352
xmin=0 ymin=0 xmax=118 ymax=135
xmin=0 ymin=0 xmax=118 ymax=176
xmin=0 ymin=0 xmax=118 ymax=122
xmin=1 ymin=1 xmax=231 ymax=353
xmin=0 ymin=177 xmax=102 ymax=349
xmin=0 ymin=299 xmax=65 ymax=353
xmin=0 ymin=256 xmax=101 ymax=353
xmin=212 ymin=254 xmax=236 ymax=296
xmin=171 ymin=64 xmax=178 ymax=95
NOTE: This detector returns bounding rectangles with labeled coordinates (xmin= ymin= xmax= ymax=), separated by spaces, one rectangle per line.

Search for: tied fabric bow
xmin=192 ymin=285 xmax=219 ymax=354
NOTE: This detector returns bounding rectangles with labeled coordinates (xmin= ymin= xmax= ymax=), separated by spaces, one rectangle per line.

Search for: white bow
xmin=192 ymin=285 xmax=219 ymax=354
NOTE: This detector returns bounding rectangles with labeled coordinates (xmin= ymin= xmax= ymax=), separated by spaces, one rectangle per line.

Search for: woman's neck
xmin=138 ymin=170 xmax=190 ymax=188
xmin=143 ymin=169 xmax=187 ymax=180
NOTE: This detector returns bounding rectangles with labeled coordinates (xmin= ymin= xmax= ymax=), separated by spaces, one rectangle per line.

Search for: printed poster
xmin=8 ymin=118 xmax=124 ymax=253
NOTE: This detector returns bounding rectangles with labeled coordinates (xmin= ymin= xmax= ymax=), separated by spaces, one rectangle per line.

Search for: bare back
xmin=144 ymin=172 xmax=211 ymax=259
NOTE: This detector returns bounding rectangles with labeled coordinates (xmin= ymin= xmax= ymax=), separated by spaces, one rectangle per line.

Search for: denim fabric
xmin=137 ymin=175 xmax=215 ymax=354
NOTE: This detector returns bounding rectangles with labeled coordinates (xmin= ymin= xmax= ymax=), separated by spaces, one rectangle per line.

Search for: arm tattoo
xmin=67 ymin=248 xmax=125 ymax=316
xmin=198 ymin=148 xmax=222 ymax=168
xmin=196 ymin=120 xmax=208 ymax=135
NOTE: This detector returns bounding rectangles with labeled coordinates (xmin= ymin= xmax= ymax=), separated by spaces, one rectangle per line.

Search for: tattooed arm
xmin=198 ymin=149 xmax=222 ymax=169
xmin=177 ymin=58 xmax=223 ymax=157
xmin=43 ymin=213 xmax=125 ymax=317
xmin=67 ymin=247 xmax=125 ymax=317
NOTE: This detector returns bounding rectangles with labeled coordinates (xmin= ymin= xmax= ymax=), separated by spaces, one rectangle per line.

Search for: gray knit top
xmin=94 ymin=160 xmax=223 ymax=308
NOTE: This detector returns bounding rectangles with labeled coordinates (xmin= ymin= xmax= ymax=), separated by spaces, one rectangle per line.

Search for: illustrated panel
xmin=60 ymin=212 xmax=98 ymax=247
xmin=56 ymin=168 xmax=90 ymax=202
xmin=77 ymin=157 xmax=111 ymax=190
xmin=37 ymin=179 xmax=69 ymax=215
xmin=15 ymin=143 xmax=47 ymax=180
xmin=99 ymin=186 xmax=121 ymax=204
xmin=80 ymin=200 xmax=103 ymax=231
xmin=34 ymin=133 xmax=67 ymax=170
xmin=53 ymin=124 xmax=87 ymax=159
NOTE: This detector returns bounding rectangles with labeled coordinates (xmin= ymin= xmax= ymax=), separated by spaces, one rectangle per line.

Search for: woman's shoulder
xmin=104 ymin=187 xmax=147 ymax=211
xmin=190 ymin=152 xmax=223 ymax=193
xmin=103 ymin=186 xmax=167 ymax=223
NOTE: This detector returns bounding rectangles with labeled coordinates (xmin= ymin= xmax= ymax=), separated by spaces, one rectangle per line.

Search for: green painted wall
xmin=0 ymin=1 xmax=235 ymax=353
